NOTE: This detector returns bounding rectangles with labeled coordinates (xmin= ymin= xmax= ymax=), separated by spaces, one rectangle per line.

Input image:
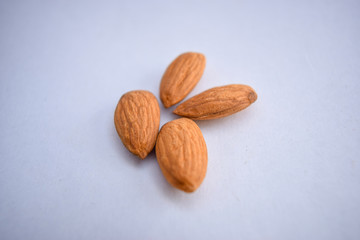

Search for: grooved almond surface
xmin=160 ymin=52 xmax=206 ymax=108
xmin=173 ymin=84 xmax=257 ymax=120
xmin=155 ymin=118 xmax=207 ymax=193
xmin=114 ymin=90 xmax=160 ymax=159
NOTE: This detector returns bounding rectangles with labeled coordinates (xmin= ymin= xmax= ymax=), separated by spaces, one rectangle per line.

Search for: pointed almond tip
xmin=248 ymin=91 xmax=257 ymax=103
xmin=137 ymin=151 xmax=148 ymax=160
xmin=182 ymin=185 xmax=197 ymax=193
xmin=161 ymin=96 xmax=172 ymax=108
xmin=173 ymin=108 xmax=179 ymax=115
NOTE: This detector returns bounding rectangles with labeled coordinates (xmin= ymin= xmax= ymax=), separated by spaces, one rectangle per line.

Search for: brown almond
xmin=114 ymin=90 xmax=160 ymax=159
xmin=155 ymin=118 xmax=207 ymax=193
xmin=160 ymin=52 xmax=206 ymax=108
xmin=173 ymin=84 xmax=257 ymax=120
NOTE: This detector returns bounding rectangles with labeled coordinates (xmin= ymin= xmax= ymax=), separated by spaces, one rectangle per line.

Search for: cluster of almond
xmin=114 ymin=52 xmax=257 ymax=193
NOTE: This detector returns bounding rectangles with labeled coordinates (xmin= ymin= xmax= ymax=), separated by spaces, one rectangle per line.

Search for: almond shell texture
xmin=173 ymin=84 xmax=257 ymax=120
xmin=155 ymin=118 xmax=208 ymax=192
xmin=114 ymin=90 xmax=160 ymax=159
xmin=160 ymin=52 xmax=206 ymax=108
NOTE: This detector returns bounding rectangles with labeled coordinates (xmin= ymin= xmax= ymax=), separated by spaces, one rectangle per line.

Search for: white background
xmin=1 ymin=0 xmax=359 ymax=239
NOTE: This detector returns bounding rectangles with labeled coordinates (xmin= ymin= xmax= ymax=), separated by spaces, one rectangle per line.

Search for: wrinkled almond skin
xmin=155 ymin=118 xmax=207 ymax=192
xmin=160 ymin=52 xmax=206 ymax=108
xmin=173 ymin=84 xmax=257 ymax=120
xmin=114 ymin=90 xmax=160 ymax=159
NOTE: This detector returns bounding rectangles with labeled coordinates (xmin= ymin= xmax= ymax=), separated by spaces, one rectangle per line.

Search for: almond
xmin=114 ymin=90 xmax=160 ymax=159
xmin=173 ymin=84 xmax=257 ymax=120
xmin=155 ymin=118 xmax=207 ymax=192
xmin=160 ymin=52 xmax=206 ymax=108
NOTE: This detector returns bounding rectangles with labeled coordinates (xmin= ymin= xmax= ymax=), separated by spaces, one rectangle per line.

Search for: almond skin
xmin=114 ymin=90 xmax=160 ymax=159
xmin=155 ymin=118 xmax=207 ymax=192
xmin=173 ymin=84 xmax=257 ymax=120
xmin=160 ymin=52 xmax=206 ymax=108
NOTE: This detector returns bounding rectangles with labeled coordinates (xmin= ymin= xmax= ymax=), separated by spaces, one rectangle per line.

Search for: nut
xmin=155 ymin=118 xmax=207 ymax=192
xmin=114 ymin=90 xmax=160 ymax=159
xmin=173 ymin=84 xmax=257 ymax=120
xmin=160 ymin=52 xmax=206 ymax=108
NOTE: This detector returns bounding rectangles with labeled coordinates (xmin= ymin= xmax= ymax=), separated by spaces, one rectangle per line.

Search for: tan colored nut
xmin=155 ymin=118 xmax=207 ymax=192
xmin=160 ymin=52 xmax=206 ymax=108
xmin=114 ymin=90 xmax=160 ymax=159
xmin=173 ymin=84 xmax=257 ymax=120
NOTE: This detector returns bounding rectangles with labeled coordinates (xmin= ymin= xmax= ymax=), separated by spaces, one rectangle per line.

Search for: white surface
xmin=1 ymin=0 xmax=360 ymax=239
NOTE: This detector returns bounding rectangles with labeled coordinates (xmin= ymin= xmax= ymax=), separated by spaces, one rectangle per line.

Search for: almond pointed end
xmin=160 ymin=95 xmax=173 ymax=108
xmin=173 ymin=107 xmax=181 ymax=116
xmin=137 ymin=150 xmax=148 ymax=160
xmin=248 ymin=90 xmax=257 ymax=103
